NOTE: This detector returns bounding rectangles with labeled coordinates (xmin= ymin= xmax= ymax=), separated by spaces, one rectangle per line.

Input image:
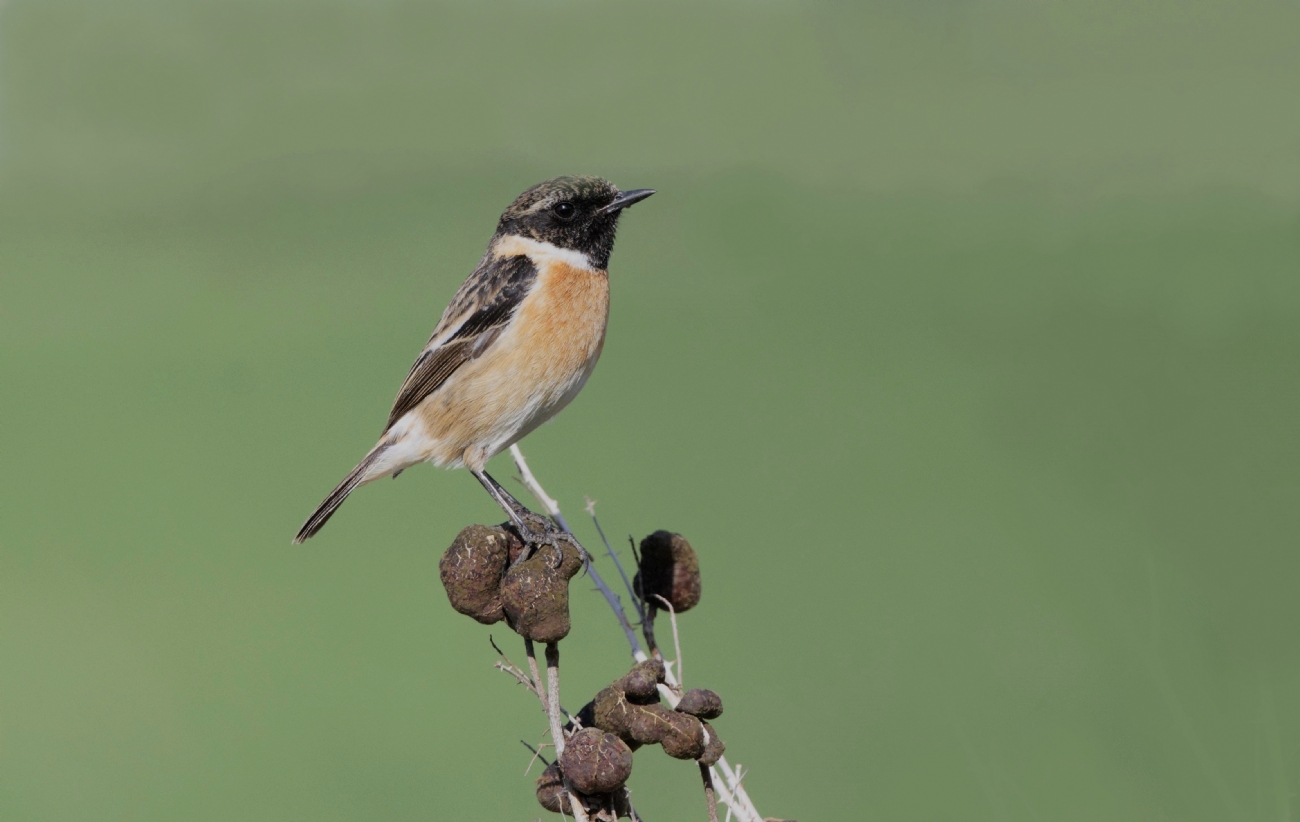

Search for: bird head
xmin=497 ymin=176 xmax=654 ymax=269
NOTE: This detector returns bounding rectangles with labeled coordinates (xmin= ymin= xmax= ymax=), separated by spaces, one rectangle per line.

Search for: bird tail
xmin=293 ymin=444 xmax=390 ymax=544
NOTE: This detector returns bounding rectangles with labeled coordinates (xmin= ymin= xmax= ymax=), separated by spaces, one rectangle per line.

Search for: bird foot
xmin=510 ymin=512 xmax=577 ymax=568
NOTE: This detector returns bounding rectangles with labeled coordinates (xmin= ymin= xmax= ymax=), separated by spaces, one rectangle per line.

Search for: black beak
xmin=600 ymin=188 xmax=656 ymax=214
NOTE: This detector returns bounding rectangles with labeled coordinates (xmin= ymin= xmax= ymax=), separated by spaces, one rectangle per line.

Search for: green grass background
xmin=2 ymin=1 xmax=1298 ymax=819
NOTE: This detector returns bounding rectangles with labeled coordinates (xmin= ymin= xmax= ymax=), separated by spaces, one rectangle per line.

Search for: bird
xmin=293 ymin=176 xmax=654 ymax=544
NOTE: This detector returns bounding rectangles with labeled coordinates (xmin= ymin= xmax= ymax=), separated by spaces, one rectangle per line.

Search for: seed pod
xmin=676 ymin=688 xmax=723 ymax=720
xmin=590 ymin=686 xmax=639 ymax=741
xmin=535 ymin=761 xmax=575 ymax=814
xmin=624 ymin=701 xmax=678 ymax=746
xmin=500 ymin=538 xmax=583 ymax=642
xmin=658 ymin=710 xmax=707 ymax=759
xmin=698 ymin=721 xmax=726 ymax=766
xmin=439 ymin=524 xmax=517 ymax=624
xmin=619 ymin=658 xmax=665 ymax=703
xmin=634 ymin=531 xmax=701 ymax=613
xmin=559 ymin=728 xmax=635 ymax=795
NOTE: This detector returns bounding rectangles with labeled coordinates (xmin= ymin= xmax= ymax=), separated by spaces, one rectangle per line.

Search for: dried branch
xmin=586 ymin=497 xmax=648 ymax=629
xmin=545 ymin=641 xmax=590 ymax=822
xmin=520 ymin=738 xmax=553 ymax=773
xmin=510 ymin=446 xmax=767 ymax=822
xmin=510 ymin=444 xmax=568 ymax=531
xmin=711 ymin=763 xmax=741 ymax=822
xmin=524 ymin=638 xmax=549 ymax=714
xmin=633 ymin=538 xmax=662 ymax=655
xmin=652 ymin=594 xmax=684 ymax=688
xmin=716 ymin=761 xmax=755 ymax=822
xmin=496 ymin=644 xmax=641 ymax=822
xmin=495 ymin=660 xmax=542 ymax=697
xmin=492 ymin=635 xmax=547 ymax=706
xmin=544 ymin=643 xmax=566 ymax=756
xmin=700 ymin=762 xmax=720 ymax=822
xmin=511 ymin=446 xmax=644 ymax=656
xmin=623 ymin=790 xmax=642 ymax=822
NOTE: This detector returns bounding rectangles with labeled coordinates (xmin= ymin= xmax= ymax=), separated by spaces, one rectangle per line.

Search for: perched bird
xmin=294 ymin=176 xmax=654 ymax=544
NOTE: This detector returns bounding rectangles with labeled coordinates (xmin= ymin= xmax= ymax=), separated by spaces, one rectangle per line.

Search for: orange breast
xmin=507 ymin=259 xmax=610 ymax=397
xmin=412 ymin=256 xmax=610 ymax=470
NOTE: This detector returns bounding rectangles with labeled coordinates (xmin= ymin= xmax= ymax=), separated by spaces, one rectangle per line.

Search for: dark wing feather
xmin=384 ymin=253 xmax=537 ymax=431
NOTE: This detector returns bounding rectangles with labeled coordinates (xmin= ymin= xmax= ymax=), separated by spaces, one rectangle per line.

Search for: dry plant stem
xmin=494 ymin=659 xmax=541 ymax=698
xmin=587 ymin=501 xmax=648 ymax=628
xmin=524 ymin=638 xmax=549 ymax=714
xmin=511 ymin=445 xmax=644 ymax=656
xmin=497 ymin=631 xmax=633 ymax=816
xmin=700 ymin=763 xmax=720 ymax=822
xmin=652 ymin=594 xmax=684 ymax=686
xmin=642 ymin=603 xmax=659 ymax=655
xmin=623 ymin=790 xmax=641 ymax=822
xmin=634 ymin=540 xmax=660 ymax=654
xmin=648 ymin=677 xmax=759 ymax=822
xmin=709 ymin=766 xmax=742 ymax=821
xmin=716 ymin=761 xmax=755 ymax=822
xmin=511 ymin=445 xmax=766 ymax=822
xmin=545 ymin=642 xmax=591 ymax=822
xmin=520 ymin=739 xmax=552 ymax=774
xmin=544 ymin=643 xmax=566 ymax=757
xmin=492 ymin=635 xmax=548 ymax=706
xmin=510 ymin=444 xmax=567 ymax=531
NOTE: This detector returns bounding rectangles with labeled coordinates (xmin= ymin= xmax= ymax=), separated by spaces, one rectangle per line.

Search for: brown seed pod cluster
xmin=539 ymin=660 xmax=729 ymax=815
xmin=535 ymin=760 xmax=636 ymax=818
xmin=560 ymin=728 xmax=635 ymax=794
xmin=439 ymin=523 xmax=583 ymax=642
xmin=534 ymin=761 xmax=574 ymax=815
xmin=677 ymin=688 xmax=724 ymax=720
xmin=439 ymin=524 xmax=519 ymax=624
xmin=634 ymin=530 xmax=701 ymax=613
xmin=574 ymin=660 xmax=726 ymax=764
xmin=698 ymin=721 xmax=726 ymax=767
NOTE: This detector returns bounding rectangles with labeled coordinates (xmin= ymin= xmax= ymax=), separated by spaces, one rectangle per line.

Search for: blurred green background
xmin=2 ymin=1 xmax=1298 ymax=819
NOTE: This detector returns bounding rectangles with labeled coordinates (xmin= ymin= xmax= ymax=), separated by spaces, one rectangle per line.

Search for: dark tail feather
xmin=293 ymin=446 xmax=387 ymax=543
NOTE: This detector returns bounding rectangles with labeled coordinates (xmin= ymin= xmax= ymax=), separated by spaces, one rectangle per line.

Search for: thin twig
xmin=494 ymin=660 xmax=541 ymax=696
xmin=545 ymin=642 xmax=590 ymax=822
xmin=643 ymin=640 xmax=761 ymax=822
xmin=622 ymin=787 xmax=641 ymax=822
xmin=491 ymin=635 xmax=546 ymax=702
xmin=632 ymin=534 xmax=661 ymax=653
xmin=509 ymin=444 xmax=569 ymax=532
xmin=522 ymin=638 xmax=549 ymax=714
xmin=586 ymin=497 xmax=647 ymax=627
xmin=700 ymin=763 xmax=720 ymax=822
xmin=652 ymin=594 xmax=684 ymax=688
xmin=544 ymin=643 xmax=567 ymax=757
xmin=711 ymin=763 xmax=740 ymax=822
xmin=716 ymin=761 xmax=755 ymax=822
xmin=510 ymin=447 xmax=644 ymax=656
xmin=520 ymin=739 xmax=553 ymax=773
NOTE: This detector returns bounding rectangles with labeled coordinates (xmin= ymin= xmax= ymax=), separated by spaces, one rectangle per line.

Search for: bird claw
xmin=511 ymin=512 xmax=576 ymax=568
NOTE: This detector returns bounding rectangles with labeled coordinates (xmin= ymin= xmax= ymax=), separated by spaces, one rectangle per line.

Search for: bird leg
xmin=473 ymin=468 xmax=533 ymax=523
xmin=472 ymin=470 xmax=570 ymax=562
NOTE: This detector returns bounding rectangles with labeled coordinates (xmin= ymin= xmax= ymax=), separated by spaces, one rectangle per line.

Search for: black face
xmin=496 ymin=176 xmax=653 ymax=269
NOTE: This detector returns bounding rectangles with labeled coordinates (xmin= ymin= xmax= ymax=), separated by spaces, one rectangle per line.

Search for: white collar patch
xmin=493 ymin=234 xmax=597 ymax=272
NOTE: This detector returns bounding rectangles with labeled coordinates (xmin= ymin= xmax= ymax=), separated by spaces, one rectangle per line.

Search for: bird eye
xmin=552 ymin=202 xmax=576 ymax=220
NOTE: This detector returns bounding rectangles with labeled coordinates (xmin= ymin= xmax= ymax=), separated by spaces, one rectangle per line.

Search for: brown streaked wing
xmin=384 ymin=253 xmax=538 ymax=431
